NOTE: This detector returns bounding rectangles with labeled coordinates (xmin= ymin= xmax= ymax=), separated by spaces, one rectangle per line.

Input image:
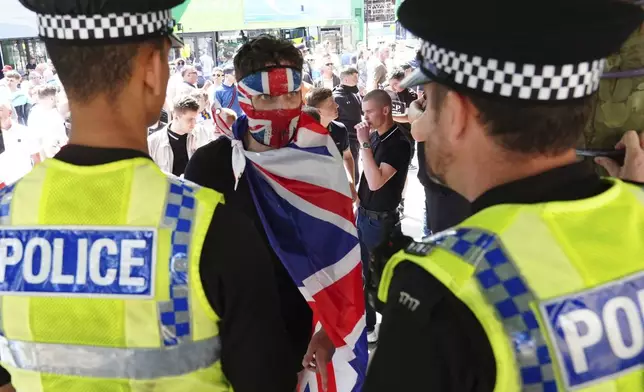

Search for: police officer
xmin=364 ymin=0 xmax=644 ymax=391
xmin=0 ymin=1 xmax=299 ymax=391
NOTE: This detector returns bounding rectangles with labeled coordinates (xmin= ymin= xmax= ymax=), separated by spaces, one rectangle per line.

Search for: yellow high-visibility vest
xmin=380 ymin=179 xmax=644 ymax=391
xmin=0 ymin=157 xmax=231 ymax=392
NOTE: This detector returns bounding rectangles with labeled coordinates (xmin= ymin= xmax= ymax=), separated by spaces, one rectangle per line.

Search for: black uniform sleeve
xmin=0 ymin=366 xmax=10 ymax=387
xmin=199 ymin=204 xmax=298 ymax=392
xmin=364 ymin=262 xmax=496 ymax=392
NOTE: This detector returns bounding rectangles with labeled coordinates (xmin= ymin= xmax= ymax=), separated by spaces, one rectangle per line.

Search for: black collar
xmin=472 ymin=161 xmax=608 ymax=214
xmin=372 ymin=124 xmax=398 ymax=142
xmin=55 ymin=145 xmax=151 ymax=166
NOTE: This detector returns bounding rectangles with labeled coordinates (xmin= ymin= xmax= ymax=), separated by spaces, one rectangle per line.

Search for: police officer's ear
xmin=138 ymin=38 xmax=171 ymax=98
xmin=435 ymin=85 xmax=469 ymax=141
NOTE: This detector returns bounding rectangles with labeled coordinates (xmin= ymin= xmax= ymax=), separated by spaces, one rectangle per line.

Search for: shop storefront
xmin=1 ymin=38 xmax=48 ymax=73
xmin=0 ymin=0 xmax=42 ymax=73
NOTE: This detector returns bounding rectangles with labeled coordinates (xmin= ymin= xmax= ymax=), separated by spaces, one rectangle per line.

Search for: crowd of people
xmin=0 ymin=30 xmax=489 ymax=349
xmin=3 ymin=0 xmax=644 ymax=391
xmin=0 ymin=62 xmax=68 ymax=186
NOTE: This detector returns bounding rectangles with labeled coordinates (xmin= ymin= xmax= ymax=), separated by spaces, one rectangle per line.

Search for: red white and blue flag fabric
xmin=231 ymin=113 xmax=368 ymax=392
xmin=236 ymin=67 xmax=303 ymax=147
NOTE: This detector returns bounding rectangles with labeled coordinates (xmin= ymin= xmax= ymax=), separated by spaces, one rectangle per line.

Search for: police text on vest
xmin=0 ymin=227 xmax=156 ymax=297
xmin=540 ymin=271 xmax=644 ymax=389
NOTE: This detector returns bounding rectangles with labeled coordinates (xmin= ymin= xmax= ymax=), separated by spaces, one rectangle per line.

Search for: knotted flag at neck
xmin=228 ymin=113 xmax=368 ymax=392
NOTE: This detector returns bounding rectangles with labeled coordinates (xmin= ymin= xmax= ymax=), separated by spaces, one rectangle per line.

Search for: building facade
xmin=1 ymin=0 xmax=363 ymax=74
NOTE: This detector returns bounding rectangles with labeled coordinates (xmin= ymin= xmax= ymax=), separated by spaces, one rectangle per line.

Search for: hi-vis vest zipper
xmin=0 ymin=157 xmax=231 ymax=392
xmin=380 ymin=178 xmax=644 ymax=391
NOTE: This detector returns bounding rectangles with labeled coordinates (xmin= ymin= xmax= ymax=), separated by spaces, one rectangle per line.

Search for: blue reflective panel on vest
xmin=0 ymin=227 xmax=156 ymax=298
xmin=540 ymin=271 xmax=644 ymax=389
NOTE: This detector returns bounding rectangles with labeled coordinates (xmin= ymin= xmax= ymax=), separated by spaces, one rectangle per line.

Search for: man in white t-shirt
xmin=0 ymin=101 xmax=41 ymax=186
xmin=200 ymin=52 xmax=214 ymax=76
xmin=27 ymin=85 xmax=68 ymax=159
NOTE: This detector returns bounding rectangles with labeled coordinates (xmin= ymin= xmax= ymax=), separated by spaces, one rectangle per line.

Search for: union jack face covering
xmin=236 ymin=66 xmax=303 ymax=148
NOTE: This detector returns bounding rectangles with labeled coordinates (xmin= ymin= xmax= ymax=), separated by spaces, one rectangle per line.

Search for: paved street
xmin=400 ymin=162 xmax=425 ymax=240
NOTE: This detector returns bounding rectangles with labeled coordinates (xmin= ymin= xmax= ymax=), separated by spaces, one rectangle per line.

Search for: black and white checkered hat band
xmin=420 ymin=41 xmax=606 ymax=101
xmin=37 ymin=10 xmax=173 ymax=41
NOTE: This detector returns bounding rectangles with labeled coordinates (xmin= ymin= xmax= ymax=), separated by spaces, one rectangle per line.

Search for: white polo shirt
xmin=0 ymin=122 xmax=39 ymax=185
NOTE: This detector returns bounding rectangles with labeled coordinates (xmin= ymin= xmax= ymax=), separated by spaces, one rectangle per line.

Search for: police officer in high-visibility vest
xmin=364 ymin=0 xmax=644 ymax=391
xmin=0 ymin=1 xmax=302 ymax=391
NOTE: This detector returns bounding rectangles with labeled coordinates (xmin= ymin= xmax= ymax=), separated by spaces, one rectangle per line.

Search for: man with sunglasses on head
xmin=186 ymin=35 xmax=368 ymax=392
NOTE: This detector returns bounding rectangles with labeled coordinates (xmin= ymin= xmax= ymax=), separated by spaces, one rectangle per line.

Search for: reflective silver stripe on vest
xmin=0 ymin=335 xmax=221 ymax=379
xmin=434 ymin=228 xmax=558 ymax=391
xmin=0 ymin=184 xmax=15 ymax=227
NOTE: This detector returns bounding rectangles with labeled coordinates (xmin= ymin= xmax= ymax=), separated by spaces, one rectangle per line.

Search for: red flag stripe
xmin=254 ymin=164 xmax=355 ymax=224
xmin=311 ymin=265 xmax=366 ymax=346
xmin=299 ymin=113 xmax=330 ymax=135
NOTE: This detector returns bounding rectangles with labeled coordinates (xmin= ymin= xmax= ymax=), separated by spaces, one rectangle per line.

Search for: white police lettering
xmin=0 ymin=228 xmax=157 ymax=298
xmin=51 ymin=238 xmax=74 ymax=285
xmin=76 ymin=238 xmax=88 ymax=285
xmin=559 ymin=309 xmax=603 ymax=373
xmin=119 ymin=239 xmax=146 ymax=287
xmin=540 ymin=272 xmax=644 ymax=389
xmin=0 ymin=238 xmax=22 ymax=281
xmin=24 ymin=238 xmax=52 ymax=284
xmin=89 ymin=239 xmax=118 ymax=286
xmin=603 ymin=297 xmax=644 ymax=360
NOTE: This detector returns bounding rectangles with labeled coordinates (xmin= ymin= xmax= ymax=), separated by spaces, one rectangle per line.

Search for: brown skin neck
xmin=376 ymin=118 xmax=394 ymax=136
xmin=67 ymin=94 xmax=149 ymax=154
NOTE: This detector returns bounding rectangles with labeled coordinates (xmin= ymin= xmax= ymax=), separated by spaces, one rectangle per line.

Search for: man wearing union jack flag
xmin=186 ymin=35 xmax=368 ymax=392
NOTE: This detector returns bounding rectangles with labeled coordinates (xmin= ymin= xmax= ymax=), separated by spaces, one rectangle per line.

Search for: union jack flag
xmin=231 ymin=113 xmax=368 ymax=392
xmin=237 ymin=67 xmax=303 ymax=146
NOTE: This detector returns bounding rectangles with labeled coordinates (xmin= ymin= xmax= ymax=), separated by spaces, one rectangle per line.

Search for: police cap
xmin=399 ymin=0 xmax=644 ymax=103
xmin=18 ymin=0 xmax=186 ymax=47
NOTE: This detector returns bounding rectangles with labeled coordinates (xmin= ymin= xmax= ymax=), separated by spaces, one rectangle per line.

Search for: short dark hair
xmin=430 ymin=84 xmax=594 ymax=155
xmin=234 ymin=35 xmax=303 ymax=80
xmin=306 ymin=87 xmax=333 ymax=108
xmin=388 ymin=67 xmax=405 ymax=81
xmin=363 ymin=89 xmax=392 ymax=108
xmin=302 ymin=106 xmax=321 ymax=122
xmin=173 ymin=95 xmax=200 ymax=114
xmin=46 ymin=38 xmax=164 ymax=102
xmin=340 ymin=67 xmax=358 ymax=78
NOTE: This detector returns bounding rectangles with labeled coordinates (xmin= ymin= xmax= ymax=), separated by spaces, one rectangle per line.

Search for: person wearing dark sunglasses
xmin=314 ymin=56 xmax=340 ymax=89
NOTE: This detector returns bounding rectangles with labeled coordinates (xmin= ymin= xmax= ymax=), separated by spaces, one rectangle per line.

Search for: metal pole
xmin=364 ymin=0 xmax=369 ymax=48
xmin=0 ymin=41 xmax=4 ymax=70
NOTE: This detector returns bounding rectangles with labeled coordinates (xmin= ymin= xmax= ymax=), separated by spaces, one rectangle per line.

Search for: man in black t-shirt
xmin=355 ymin=90 xmax=411 ymax=343
xmin=306 ymin=87 xmax=357 ymax=200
